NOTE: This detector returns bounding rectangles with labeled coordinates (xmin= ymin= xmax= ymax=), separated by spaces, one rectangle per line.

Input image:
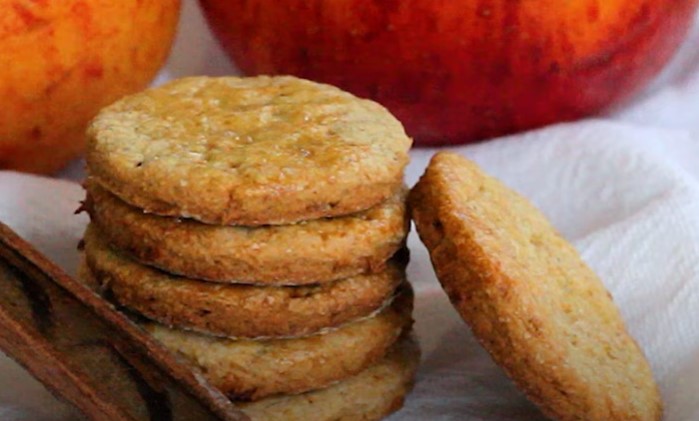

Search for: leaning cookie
xmin=82 ymin=224 xmax=405 ymax=339
xmin=85 ymin=180 xmax=408 ymax=285
xmin=144 ymin=283 xmax=413 ymax=401
xmin=238 ymin=335 xmax=420 ymax=421
xmin=409 ymin=152 xmax=661 ymax=421
xmin=86 ymin=76 xmax=412 ymax=226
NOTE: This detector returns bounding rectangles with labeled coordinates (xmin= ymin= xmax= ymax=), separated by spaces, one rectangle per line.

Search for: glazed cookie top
xmin=86 ymin=76 xmax=412 ymax=225
xmin=409 ymin=152 xmax=661 ymax=421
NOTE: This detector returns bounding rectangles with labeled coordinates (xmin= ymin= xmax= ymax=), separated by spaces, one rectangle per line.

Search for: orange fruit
xmin=0 ymin=0 xmax=181 ymax=173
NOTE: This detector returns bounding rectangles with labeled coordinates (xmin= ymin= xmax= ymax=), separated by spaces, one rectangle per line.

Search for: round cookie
xmin=409 ymin=152 xmax=661 ymax=421
xmin=82 ymin=224 xmax=406 ymax=338
xmin=238 ymin=335 xmax=420 ymax=421
xmin=86 ymin=180 xmax=409 ymax=285
xmin=145 ymin=283 xmax=413 ymax=401
xmin=86 ymin=76 xmax=412 ymax=226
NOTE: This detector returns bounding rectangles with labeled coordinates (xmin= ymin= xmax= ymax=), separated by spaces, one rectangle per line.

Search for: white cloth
xmin=3 ymin=2 xmax=699 ymax=420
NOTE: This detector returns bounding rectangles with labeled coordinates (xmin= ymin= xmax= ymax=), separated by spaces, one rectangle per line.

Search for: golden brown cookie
xmin=82 ymin=224 xmax=405 ymax=339
xmin=238 ymin=335 xmax=420 ymax=421
xmin=145 ymin=283 xmax=413 ymax=401
xmin=85 ymin=180 xmax=408 ymax=285
xmin=86 ymin=76 xmax=412 ymax=226
xmin=409 ymin=152 xmax=661 ymax=421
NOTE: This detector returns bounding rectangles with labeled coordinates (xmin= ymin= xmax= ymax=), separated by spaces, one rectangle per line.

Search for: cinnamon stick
xmin=0 ymin=221 xmax=248 ymax=421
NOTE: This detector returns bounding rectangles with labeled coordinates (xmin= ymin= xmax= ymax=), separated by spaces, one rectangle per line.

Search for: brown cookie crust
xmin=409 ymin=152 xmax=661 ymax=421
xmin=86 ymin=181 xmax=408 ymax=285
xmin=238 ymin=335 xmax=420 ymax=421
xmin=146 ymin=283 xmax=414 ymax=401
xmin=82 ymin=224 xmax=405 ymax=339
xmin=86 ymin=76 xmax=411 ymax=226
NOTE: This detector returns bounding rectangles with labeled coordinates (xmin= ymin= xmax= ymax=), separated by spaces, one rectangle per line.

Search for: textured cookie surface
xmin=146 ymin=284 xmax=413 ymax=401
xmin=238 ymin=335 xmax=419 ymax=421
xmin=86 ymin=181 xmax=408 ymax=285
xmin=409 ymin=152 xmax=661 ymax=421
xmin=86 ymin=76 xmax=412 ymax=225
xmin=83 ymin=224 xmax=405 ymax=338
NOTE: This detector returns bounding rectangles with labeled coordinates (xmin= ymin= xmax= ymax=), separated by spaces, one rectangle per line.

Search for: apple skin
xmin=199 ymin=0 xmax=698 ymax=145
xmin=0 ymin=0 xmax=180 ymax=174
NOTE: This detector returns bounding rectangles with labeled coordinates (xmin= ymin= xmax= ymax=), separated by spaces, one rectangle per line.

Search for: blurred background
xmin=0 ymin=0 xmax=697 ymax=179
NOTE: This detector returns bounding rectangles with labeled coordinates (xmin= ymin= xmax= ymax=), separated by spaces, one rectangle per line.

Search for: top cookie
xmin=86 ymin=76 xmax=412 ymax=225
xmin=409 ymin=152 xmax=661 ymax=421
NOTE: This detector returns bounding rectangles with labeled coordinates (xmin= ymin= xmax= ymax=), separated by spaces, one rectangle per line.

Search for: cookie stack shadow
xmin=78 ymin=77 xmax=418 ymax=420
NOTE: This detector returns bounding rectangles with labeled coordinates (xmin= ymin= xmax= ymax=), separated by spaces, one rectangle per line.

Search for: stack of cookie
xmin=79 ymin=76 xmax=418 ymax=420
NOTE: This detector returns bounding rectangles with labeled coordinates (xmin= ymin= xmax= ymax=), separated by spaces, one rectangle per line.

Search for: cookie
xmin=144 ymin=283 xmax=413 ymax=401
xmin=82 ymin=224 xmax=405 ymax=338
xmin=86 ymin=76 xmax=412 ymax=226
xmin=86 ymin=180 xmax=408 ymax=285
xmin=238 ymin=335 xmax=419 ymax=421
xmin=409 ymin=152 xmax=661 ymax=421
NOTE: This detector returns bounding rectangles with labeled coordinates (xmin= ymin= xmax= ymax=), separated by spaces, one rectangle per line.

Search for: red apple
xmin=199 ymin=0 xmax=698 ymax=145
